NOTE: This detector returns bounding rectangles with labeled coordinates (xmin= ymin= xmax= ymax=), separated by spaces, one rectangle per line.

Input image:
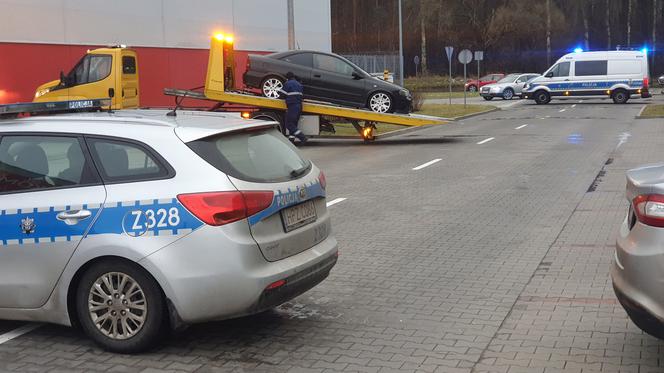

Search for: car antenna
xmin=167 ymin=94 xmax=185 ymax=117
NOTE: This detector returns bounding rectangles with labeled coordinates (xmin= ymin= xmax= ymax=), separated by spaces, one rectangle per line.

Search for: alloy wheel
xmin=88 ymin=272 xmax=147 ymax=340
xmin=262 ymin=78 xmax=283 ymax=99
xmin=369 ymin=92 xmax=392 ymax=113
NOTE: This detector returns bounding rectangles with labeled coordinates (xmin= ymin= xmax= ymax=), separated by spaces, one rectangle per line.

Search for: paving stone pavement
xmin=0 ymin=101 xmax=663 ymax=372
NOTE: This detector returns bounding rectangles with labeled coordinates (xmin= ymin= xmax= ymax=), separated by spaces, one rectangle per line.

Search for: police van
xmin=523 ymin=50 xmax=651 ymax=104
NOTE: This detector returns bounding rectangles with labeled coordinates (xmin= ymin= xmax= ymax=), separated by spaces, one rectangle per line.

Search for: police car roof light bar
xmin=0 ymin=99 xmax=111 ymax=119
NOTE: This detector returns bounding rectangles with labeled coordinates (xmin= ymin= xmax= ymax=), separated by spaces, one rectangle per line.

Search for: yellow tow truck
xmin=163 ymin=33 xmax=446 ymax=141
xmin=34 ymin=46 xmax=139 ymax=109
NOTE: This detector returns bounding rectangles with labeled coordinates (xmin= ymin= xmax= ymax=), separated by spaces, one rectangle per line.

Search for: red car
xmin=464 ymin=73 xmax=505 ymax=92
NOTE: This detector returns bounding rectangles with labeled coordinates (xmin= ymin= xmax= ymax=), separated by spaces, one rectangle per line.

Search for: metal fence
xmin=342 ymin=53 xmax=401 ymax=83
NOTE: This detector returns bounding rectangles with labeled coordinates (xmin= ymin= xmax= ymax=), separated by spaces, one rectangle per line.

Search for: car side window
xmin=122 ymin=56 xmax=137 ymax=74
xmin=313 ymin=54 xmax=354 ymax=76
xmin=575 ymin=60 xmax=607 ymax=76
xmin=87 ymin=138 xmax=172 ymax=183
xmin=283 ymin=53 xmax=312 ymax=68
xmin=480 ymin=75 xmax=492 ymax=81
xmin=0 ymin=135 xmax=99 ymax=194
xmin=517 ymin=75 xmax=529 ymax=83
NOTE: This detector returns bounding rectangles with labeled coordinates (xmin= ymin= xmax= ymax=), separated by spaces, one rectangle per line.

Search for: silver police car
xmin=0 ymin=109 xmax=337 ymax=352
xmin=612 ymin=164 xmax=664 ymax=339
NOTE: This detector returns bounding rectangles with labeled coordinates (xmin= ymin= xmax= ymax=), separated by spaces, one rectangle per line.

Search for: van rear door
xmin=120 ymin=51 xmax=139 ymax=108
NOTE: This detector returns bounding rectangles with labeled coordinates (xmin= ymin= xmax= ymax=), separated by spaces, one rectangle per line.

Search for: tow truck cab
xmin=33 ymin=46 xmax=139 ymax=109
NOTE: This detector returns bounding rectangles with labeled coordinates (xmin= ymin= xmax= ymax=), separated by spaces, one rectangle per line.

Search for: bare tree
xmin=627 ymin=0 xmax=632 ymax=47
xmin=546 ymin=0 xmax=551 ymax=65
xmin=605 ymin=0 xmax=611 ymax=49
xmin=653 ymin=0 xmax=657 ymax=73
xmin=581 ymin=0 xmax=590 ymax=51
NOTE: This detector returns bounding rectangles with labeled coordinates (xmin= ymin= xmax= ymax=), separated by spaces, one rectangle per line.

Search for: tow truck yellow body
xmin=34 ymin=47 xmax=139 ymax=109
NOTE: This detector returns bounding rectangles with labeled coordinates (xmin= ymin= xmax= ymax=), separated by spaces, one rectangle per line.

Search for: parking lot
xmin=0 ymin=96 xmax=661 ymax=373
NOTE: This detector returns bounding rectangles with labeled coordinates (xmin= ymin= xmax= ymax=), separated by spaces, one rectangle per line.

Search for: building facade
xmin=0 ymin=0 xmax=331 ymax=105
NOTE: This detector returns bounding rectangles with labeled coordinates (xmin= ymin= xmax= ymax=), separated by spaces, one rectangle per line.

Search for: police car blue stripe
xmin=529 ymin=80 xmax=643 ymax=92
xmin=0 ymin=199 xmax=203 ymax=246
xmin=248 ymin=180 xmax=326 ymax=226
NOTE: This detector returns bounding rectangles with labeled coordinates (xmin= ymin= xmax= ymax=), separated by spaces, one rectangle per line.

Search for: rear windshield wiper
xmin=290 ymin=166 xmax=308 ymax=179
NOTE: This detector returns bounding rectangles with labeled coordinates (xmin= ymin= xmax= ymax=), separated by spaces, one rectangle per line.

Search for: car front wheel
xmin=76 ymin=259 xmax=165 ymax=353
xmin=368 ymin=92 xmax=393 ymax=113
xmin=261 ymin=76 xmax=285 ymax=99
xmin=502 ymin=88 xmax=514 ymax=100
xmin=467 ymin=85 xmax=478 ymax=92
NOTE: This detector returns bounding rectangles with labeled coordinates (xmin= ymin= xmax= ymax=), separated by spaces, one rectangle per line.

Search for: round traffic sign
xmin=414 ymin=55 xmax=420 ymax=65
xmin=458 ymin=49 xmax=473 ymax=64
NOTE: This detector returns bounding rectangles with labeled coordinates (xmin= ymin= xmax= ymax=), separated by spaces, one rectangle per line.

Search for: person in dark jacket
xmin=280 ymin=72 xmax=306 ymax=144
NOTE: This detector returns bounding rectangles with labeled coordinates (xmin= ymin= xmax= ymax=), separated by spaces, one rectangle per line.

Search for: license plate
xmin=281 ymin=200 xmax=317 ymax=232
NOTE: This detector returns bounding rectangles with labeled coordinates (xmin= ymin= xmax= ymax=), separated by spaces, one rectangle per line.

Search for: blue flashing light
xmin=573 ymin=47 xmax=584 ymax=53
xmin=641 ymin=47 xmax=649 ymax=54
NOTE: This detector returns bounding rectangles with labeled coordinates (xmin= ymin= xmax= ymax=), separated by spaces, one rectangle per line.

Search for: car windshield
xmin=498 ymin=74 xmax=519 ymax=83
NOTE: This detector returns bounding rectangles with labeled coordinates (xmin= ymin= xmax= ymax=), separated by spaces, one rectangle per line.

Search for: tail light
xmin=644 ymin=77 xmax=649 ymax=89
xmin=318 ymin=171 xmax=326 ymax=190
xmin=632 ymin=194 xmax=664 ymax=227
xmin=178 ymin=191 xmax=273 ymax=226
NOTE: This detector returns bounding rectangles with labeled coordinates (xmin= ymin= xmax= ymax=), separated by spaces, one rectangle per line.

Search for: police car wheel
xmin=534 ymin=90 xmax=550 ymax=105
xmin=612 ymin=89 xmax=629 ymax=104
xmin=76 ymin=259 xmax=165 ymax=353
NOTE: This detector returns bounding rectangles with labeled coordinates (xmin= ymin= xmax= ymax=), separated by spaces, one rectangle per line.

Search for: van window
xmin=608 ymin=60 xmax=641 ymax=75
xmin=548 ymin=62 xmax=570 ymax=77
xmin=122 ymin=56 xmax=136 ymax=74
xmin=575 ymin=60 xmax=607 ymax=76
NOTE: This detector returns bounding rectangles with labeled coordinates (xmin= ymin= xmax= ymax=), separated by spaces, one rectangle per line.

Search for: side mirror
xmin=545 ymin=72 xmax=554 ymax=78
xmin=352 ymin=71 xmax=363 ymax=80
xmin=59 ymin=71 xmax=67 ymax=86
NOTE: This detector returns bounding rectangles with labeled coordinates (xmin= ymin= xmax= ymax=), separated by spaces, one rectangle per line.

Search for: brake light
xmin=633 ymin=194 xmax=664 ymax=227
xmin=643 ymin=77 xmax=649 ymax=89
xmin=318 ymin=171 xmax=326 ymax=190
xmin=177 ymin=191 xmax=273 ymax=226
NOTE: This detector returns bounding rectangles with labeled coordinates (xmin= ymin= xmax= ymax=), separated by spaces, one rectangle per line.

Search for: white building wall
xmin=0 ymin=0 xmax=331 ymax=52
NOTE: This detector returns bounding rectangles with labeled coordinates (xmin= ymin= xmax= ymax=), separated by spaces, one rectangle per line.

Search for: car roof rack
xmin=0 ymin=99 xmax=111 ymax=119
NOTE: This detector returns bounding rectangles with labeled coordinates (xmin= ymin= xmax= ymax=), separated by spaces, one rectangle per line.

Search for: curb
xmin=635 ymin=104 xmax=664 ymax=119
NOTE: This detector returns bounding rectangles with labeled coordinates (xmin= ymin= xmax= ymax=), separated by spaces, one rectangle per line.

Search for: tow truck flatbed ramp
xmin=163 ymin=88 xmax=446 ymax=127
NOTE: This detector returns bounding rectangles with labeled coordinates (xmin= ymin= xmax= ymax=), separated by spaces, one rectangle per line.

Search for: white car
xmin=0 ymin=101 xmax=338 ymax=353
xmin=523 ymin=50 xmax=652 ymax=104
xmin=480 ymin=73 xmax=540 ymax=100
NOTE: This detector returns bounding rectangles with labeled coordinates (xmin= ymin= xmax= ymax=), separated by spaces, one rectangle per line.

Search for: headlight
xmin=399 ymin=89 xmax=410 ymax=98
xmin=35 ymin=88 xmax=50 ymax=98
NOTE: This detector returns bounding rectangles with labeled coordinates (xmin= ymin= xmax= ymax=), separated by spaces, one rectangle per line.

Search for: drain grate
xmin=587 ymin=158 xmax=612 ymax=192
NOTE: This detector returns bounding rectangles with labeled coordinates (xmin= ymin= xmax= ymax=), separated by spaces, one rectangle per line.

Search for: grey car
xmin=0 ymin=109 xmax=338 ymax=352
xmin=612 ymin=164 xmax=664 ymax=339
xmin=480 ymin=73 xmax=540 ymax=100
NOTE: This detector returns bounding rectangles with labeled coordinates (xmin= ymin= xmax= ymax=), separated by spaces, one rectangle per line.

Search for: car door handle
xmin=57 ymin=209 xmax=92 ymax=225
xmin=313 ymin=74 xmax=321 ymax=78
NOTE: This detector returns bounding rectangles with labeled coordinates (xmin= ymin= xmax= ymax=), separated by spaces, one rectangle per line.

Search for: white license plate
xmin=281 ymin=200 xmax=317 ymax=232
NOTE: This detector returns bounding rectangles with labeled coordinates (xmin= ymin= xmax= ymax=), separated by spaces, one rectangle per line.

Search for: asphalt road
xmin=1 ymin=96 xmax=664 ymax=372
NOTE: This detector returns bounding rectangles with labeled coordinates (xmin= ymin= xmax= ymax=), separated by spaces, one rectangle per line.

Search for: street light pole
xmin=287 ymin=0 xmax=295 ymax=50
xmin=398 ymin=0 xmax=404 ymax=86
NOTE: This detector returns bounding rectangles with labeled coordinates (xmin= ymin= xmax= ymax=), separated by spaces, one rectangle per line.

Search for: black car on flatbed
xmin=243 ymin=50 xmax=412 ymax=114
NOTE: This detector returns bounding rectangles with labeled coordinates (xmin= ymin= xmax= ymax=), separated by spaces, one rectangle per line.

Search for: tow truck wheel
xmin=534 ymin=90 xmax=551 ymax=105
xmin=368 ymin=92 xmax=393 ymax=113
xmin=76 ymin=259 xmax=165 ymax=353
xmin=261 ymin=76 xmax=284 ymax=99
xmin=612 ymin=89 xmax=629 ymax=104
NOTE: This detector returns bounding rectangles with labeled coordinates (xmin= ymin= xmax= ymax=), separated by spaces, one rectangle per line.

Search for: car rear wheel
xmin=467 ymin=85 xmax=478 ymax=93
xmin=502 ymin=88 xmax=514 ymax=100
xmin=76 ymin=259 xmax=165 ymax=353
xmin=612 ymin=89 xmax=629 ymax=104
xmin=368 ymin=92 xmax=393 ymax=113
xmin=534 ymin=90 xmax=551 ymax=105
xmin=261 ymin=76 xmax=284 ymax=99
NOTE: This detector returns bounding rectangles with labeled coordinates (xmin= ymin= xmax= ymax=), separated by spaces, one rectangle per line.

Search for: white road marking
xmin=515 ymin=124 xmax=528 ymax=130
xmin=559 ymin=108 xmax=566 ymax=112
xmin=571 ymin=104 xmax=577 ymax=108
xmin=617 ymin=132 xmax=631 ymax=148
xmin=412 ymin=158 xmax=442 ymax=170
xmin=477 ymin=137 xmax=495 ymax=145
xmin=326 ymin=198 xmax=347 ymax=207
xmin=0 ymin=324 xmax=41 ymax=345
